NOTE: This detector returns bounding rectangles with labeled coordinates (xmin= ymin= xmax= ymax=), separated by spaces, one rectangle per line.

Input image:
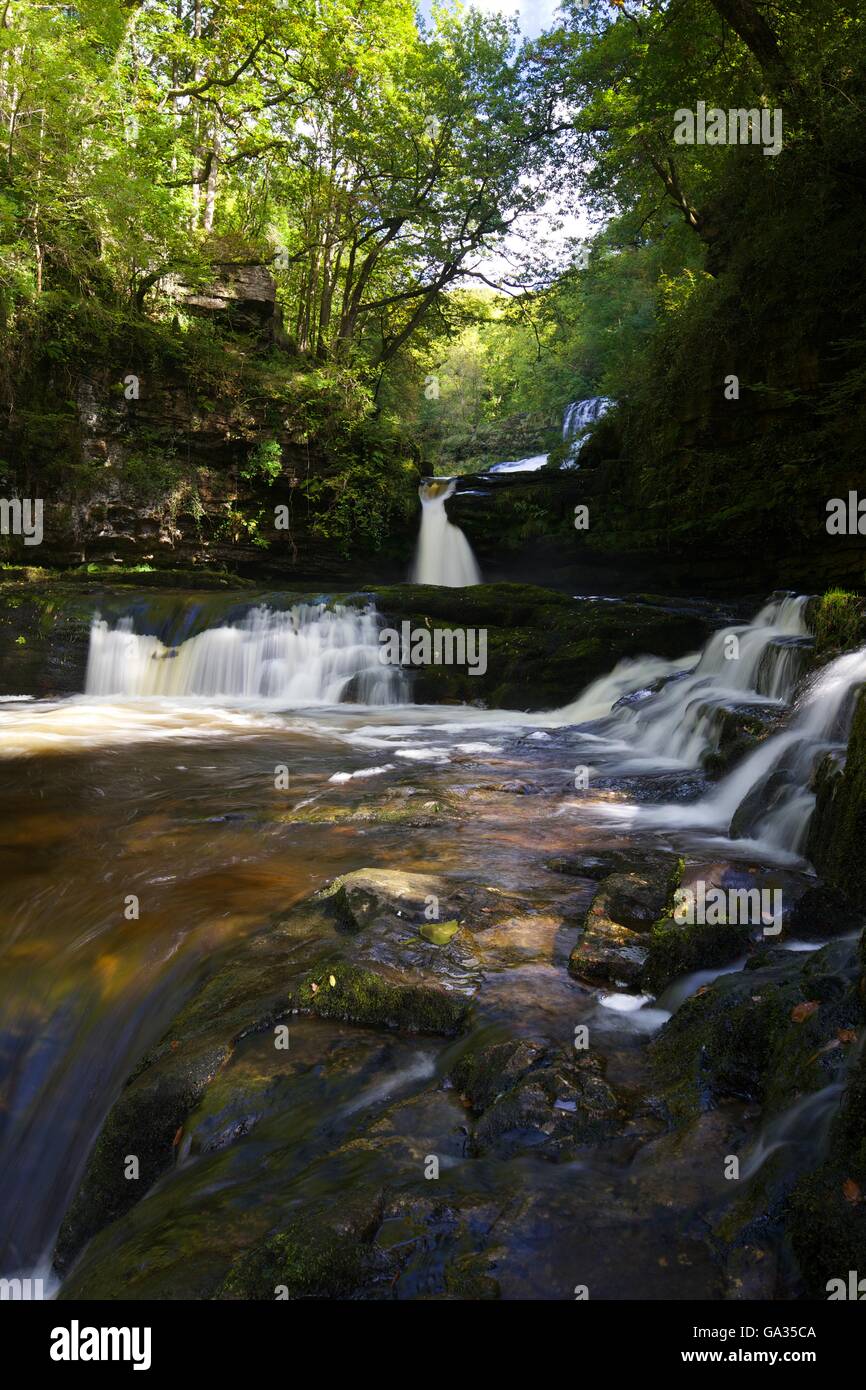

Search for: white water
xmin=554 ymin=651 xmax=698 ymax=725
xmin=680 ymin=642 xmax=866 ymax=852
xmin=580 ymin=597 xmax=862 ymax=857
xmin=563 ymin=396 xmax=613 ymax=463
xmin=483 ymin=396 xmax=614 ymax=476
xmin=595 ymin=595 xmax=812 ymax=768
xmin=12 ymin=586 xmax=866 ymax=870
xmin=85 ymin=603 xmax=406 ymax=705
xmin=487 ymin=453 xmax=548 ymax=475
xmin=410 ymin=479 xmax=482 ymax=587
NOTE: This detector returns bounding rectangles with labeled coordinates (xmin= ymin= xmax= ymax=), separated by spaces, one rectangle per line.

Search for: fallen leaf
xmin=172 ymin=1126 xmax=183 ymax=1149
xmin=842 ymin=1178 xmax=862 ymax=1204
xmin=838 ymin=1028 xmax=858 ymax=1044
xmin=310 ymin=981 xmax=318 ymax=994
xmin=694 ymin=985 xmax=710 ymax=997
xmin=791 ymin=1000 xmax=819 ymax=1023
xmin=329 ymin=974 xmax=336 ymax=988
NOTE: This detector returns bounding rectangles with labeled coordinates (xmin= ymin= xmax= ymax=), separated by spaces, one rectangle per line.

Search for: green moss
xmin=217 ymin=1219 xmax=366 ymax=1300
xmin=643 ymin=919 xmax=751 ymax=996
xmin=443 ymin=1253 xmax=501 ymax=1299
xmin=297 ymin=963 xmax=469 ymax=1036
xmin=813 ymin=589 xmax=866 ymax=658
xmin=808 ymin=689 xmax=866 ymax=905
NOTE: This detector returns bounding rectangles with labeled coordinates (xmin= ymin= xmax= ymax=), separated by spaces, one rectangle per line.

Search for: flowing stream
xmin=0 ymin=585 xmax=863 ymax=1294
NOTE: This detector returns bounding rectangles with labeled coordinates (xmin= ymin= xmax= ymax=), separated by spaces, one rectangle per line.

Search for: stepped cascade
xmin=85 ymin=603 xmax=406 ymax=705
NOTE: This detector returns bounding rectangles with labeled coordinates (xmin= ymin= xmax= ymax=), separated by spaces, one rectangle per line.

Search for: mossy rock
xmin=642 ymin=916 xmax=752 ymax=996
xmin=569 ymin=858 xmax=685 ymax=989
xmin=216 ymin=1192 xmax=383 ymax=1300
xmin=55 ymin=888 xmax=469 ymax=1273
xmin=651 ymin=939 xmax=862 ymax=1123
xmin=809 ymin=689 xmax=866 ymax=907
xmin=297 ymin=962 xmax=469 ymax=1036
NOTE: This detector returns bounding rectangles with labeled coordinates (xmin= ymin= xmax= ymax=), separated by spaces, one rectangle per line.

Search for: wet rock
xmin=787 ymin=882 xmax=864 ymax=939
xmin=568 ymin=860 xmax=683 ymax=989
xmin=452 ymin=1038 xmax=544 ymax=1111
xmin=702 ymin=702 xmax=785 ymax=779
xmin=216 ymin=1190 xmax=384 ymax=1300
xmin=546 ymin=850 xmax=669 ymax=880
xmin=452 ymin=1039 xmax=622 ymax=1159
xmin=641 ymin=914 xmax=751 ymax=996
xmin=54 ymin=886 xmax=469 ymax=1273
xmin=808 ymin=689 xmax=866 ymax=907
xmin=651 ymin=939 xmax=861 ymax=1122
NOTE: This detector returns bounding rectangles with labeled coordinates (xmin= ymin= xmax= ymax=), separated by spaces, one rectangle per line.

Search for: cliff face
xmin=575 ymin=381 xmax=864 ymax=596
xmin=0 ymin=264 xmax=418 ymax=583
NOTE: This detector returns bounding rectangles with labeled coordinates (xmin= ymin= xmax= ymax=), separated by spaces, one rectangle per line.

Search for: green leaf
xmin=419 ymin=919 xmax=459 ymax=945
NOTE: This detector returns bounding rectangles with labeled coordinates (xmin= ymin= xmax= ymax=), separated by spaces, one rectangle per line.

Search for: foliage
xmin=241 ymin=440 xmax=282 ymax=486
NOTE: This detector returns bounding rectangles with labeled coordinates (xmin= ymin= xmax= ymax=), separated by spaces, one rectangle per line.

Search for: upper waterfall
xmin=563 ymin=396 xmax=613 ymax=463
xmin=410 ymin=479 xmax=482 ymax=587
xmin=84 ymin=602 xmax=406 ymax=705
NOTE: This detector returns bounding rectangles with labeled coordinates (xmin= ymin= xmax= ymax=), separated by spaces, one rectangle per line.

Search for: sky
xmin=418 ymin=0 xmax=564 ymax=41
xmin=418 ymin=1 xmax=590 ymax=287
xmin=458 ymin=0 xmax=562 ymax=39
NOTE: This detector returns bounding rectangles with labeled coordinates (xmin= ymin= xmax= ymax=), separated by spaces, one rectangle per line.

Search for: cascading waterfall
xmin=484 ymin=396 xmax=615 ymax=475
xmin=562 ymin=396 xmax=613 ymax=463
xmin=595 ymin=594 xmax=812 ymax=767
xmin=586 ymin=591 xmax=866 ymax=858
xmin=84 ymin=602 xmax=406 ymax=705
xmin=410 ymin=479 xmax=482 ymax=587
xmin=683 ymin=642 xmax=866 ymax=853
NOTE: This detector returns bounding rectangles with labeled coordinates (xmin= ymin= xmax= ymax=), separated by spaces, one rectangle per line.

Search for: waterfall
xmin=555 ymin=652 xmax=698 ymax=725
xmin=483 ymin=396 xmax=614 ymax=475
xmin=84 ymin=603 xmax=406 ymax=705
xmin=562 ymin=396 xmax=613 ymax=463
xmin=487 ymin=453 xmax=548 ymax=475
xmin=690 ymin=642 xmax=866 ymax=852
xmin=410 ymin=479 xmax=482 ymax=587
xmin=600 ymin=592 xmax=866 ymax=857
xmin=595 ymin=594 xmax=812 ymax=767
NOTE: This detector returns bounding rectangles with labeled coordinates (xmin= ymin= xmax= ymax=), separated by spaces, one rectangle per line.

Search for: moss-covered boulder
xmin=651 ymin=939 xmax=862 ymax=1123
xmin=808 ymin=688 xmax=866 ymax=907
